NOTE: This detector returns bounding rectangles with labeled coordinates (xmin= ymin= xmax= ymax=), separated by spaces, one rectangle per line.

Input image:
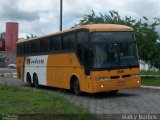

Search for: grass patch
xmin=141 ymin=77 xmax=160 ymax=86
xmin=141 ymin=70 xmax=160 ymax=86
xmin=0 ymin=84 xmax=99 ymax=120
xmin=141 ymin=70 xmax=160 ymax=75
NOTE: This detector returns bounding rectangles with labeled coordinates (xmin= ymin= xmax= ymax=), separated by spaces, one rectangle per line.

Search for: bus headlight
xmin=101 ymin=85 xmax=104 ymax=88
xmin=95 ymin=77 xmax=109 ymax=81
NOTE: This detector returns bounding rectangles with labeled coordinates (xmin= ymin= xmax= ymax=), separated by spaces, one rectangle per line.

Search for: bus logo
xmin=26 ymin=57 xmax=45 ymax=65
xmin=117 ymin=69 xmax=124 ymax=73
xmin=26 ymin=58 xmax=30 ymax=64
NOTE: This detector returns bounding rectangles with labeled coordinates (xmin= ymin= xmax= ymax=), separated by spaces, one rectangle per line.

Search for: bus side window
xmin=63 ymin=32 xmax=75 ymax=50
xmin=76 ymin=30 xmax=89 ymax=63
xmin=50 ymin=37 xmax=55 ymax=51
xmin=31 ymin=41 xmax=40 ymax=54
xmin=77 ymin=30 xmax=89 ymax=44
xmin=24 ymin=43 xmax=31 ymax=55
xmin=17 ymin=44 xmax=24 ymax=56
xmin=77 ymin=44 xmax=83 ymax=64
xmin=68 ymin=33 xmax=76 ymax=49
xmin=76 ymin=30 xmax=90 ymax=75
xmin=82 ymin=45 xmax=91 ymax=75
xmin=40 ymin=39 xmax=49 ymax=52
xmin=63 ymin=35 xmax=68 ymax=50
xmin=54 ymin=36 xmax=62 ymax=51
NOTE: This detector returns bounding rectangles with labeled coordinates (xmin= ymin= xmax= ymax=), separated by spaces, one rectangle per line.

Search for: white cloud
xmin=17 ymin=0 xmax=58 ymax=12
xmin=0 ymin=0 xmax=160 ymax=38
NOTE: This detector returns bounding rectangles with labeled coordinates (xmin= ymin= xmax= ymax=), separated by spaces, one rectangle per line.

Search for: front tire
xmin=109 ymin=90 xmax=119 ymax=95
xmin=72 ymin=77 xmax=81 ymax=96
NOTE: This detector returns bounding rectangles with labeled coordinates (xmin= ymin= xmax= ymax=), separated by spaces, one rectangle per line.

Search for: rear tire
xmin=26 ymin=73 xmax=33 ymax=87
xmin=33 ymin=74 xmax=39 ymax=88
xmin=71 ymin=77 xmax=81 ymax=96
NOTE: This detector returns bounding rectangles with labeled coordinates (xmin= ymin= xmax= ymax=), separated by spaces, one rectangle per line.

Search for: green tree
xmin=77 ymin=10 xmax=160 ymax=69
xmin=26 ymin=34 xmax=37 ymax=39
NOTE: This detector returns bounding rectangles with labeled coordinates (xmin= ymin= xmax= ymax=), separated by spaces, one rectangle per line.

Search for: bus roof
xmin=17 ymin=24 xmax=134 ymax=43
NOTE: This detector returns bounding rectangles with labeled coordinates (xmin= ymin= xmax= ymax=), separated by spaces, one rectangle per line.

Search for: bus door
xmin=77 ymin=44 xmax=93 ymax=92
xmin=77 ymin=44 xmax=91 ymax=76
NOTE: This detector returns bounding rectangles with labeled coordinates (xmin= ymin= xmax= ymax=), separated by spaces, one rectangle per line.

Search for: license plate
xmin=117 ymin=81 xmax=126 ymax=86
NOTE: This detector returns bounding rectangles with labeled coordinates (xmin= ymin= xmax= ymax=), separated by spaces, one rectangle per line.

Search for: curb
xmin=141 ymin=85 xmax=160 ymax=90
xmin=141 ymin=75 xmax=160 ymax=77
xmin=0 ymin=73 xmax=17 ymax=78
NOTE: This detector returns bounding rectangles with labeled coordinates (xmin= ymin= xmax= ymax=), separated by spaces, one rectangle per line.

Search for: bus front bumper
xmin=92 ymin=77 xmax=141 ymax=93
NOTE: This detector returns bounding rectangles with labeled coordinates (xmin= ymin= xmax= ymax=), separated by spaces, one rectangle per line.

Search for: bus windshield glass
xmin=91 ymin=32 xmax=135 ymax=42
xmin=92 ymin=42 xmax=139 ymax=69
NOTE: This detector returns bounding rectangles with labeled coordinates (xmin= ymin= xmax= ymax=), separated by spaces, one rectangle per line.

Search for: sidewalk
xmin=0 ymin=68 xmax=17 ymax=77
xmin=141 ymin=75 xmax=160 ymax=77
xmin=0 ymin=72 xmax=17 ymax=77
xmin=141 ymin=85 xmax=160 ymax=90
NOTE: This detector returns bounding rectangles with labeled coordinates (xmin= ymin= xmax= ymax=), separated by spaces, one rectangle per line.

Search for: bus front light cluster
xmin=95 ymin=77 xmax=109 ymax=81
xmin=101 ymin=85 xmax=104 ymax=88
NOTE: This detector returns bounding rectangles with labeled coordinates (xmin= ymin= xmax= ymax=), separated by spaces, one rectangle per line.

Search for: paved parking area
xmin=66 ymin=88 xmax=160 ymax=119
xmin=0 ymin=74 xmax=160 ymax=120
xmin=66 ymin=88 xmax=160 ymax=114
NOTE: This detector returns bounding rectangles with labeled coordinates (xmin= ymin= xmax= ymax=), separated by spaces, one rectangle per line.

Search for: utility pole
xmin=60 ymin=0 xmax=63 ymax=31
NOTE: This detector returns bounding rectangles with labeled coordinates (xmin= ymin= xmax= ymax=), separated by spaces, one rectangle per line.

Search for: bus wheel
xmin=33 ymin=74 xmax=39 ymax=88
xmin=109 ymin=90 xmax=119 ymax=95
xmin=26 ymin=73 xmax=33 ymax=87
xmin=72 ymin=77 xmax=81 ymax=96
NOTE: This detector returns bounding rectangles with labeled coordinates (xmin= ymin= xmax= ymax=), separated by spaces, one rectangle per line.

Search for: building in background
xmin=0 ymin=32 xmax=6 ymax=67
xmin=0 ymin=32 xmax=5 ymax=51
xmin=0 ymin=22 xmax=19 ymax=67
xmin=140 ymin=60 xmax=159 ymax=71
xmin=5 ymin=22 xmax=18 ymax=52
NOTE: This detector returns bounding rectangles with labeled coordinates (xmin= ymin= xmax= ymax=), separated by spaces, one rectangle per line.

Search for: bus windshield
xmin=92 ymin=43 xmax=139 ymax=69
xmin=91 ymin=32 xmax=135 ymax=42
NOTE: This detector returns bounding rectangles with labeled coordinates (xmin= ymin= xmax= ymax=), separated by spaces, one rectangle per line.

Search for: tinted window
xmin=91 ymin=43 xmax=139 ymax=69
xmin=53 ymin=36 xmax=62 ymax=51
xmin=83 ymin=45 xmax=91 ymax=75
xmin=77 ymin=44 xmax=83 ymax=63
xmin=50 ymin=37 xmax=55 ymax=51
xmin=77 ymin=44 xmax=91 ymax=75
xmin=63 ymin=33 xmax=75 ymax=50
xmin=92 ymin=32 xmax=135 ymax=42
xmin=17 ymin=44 xmax=24 ymax=56
xmin=24 ymin=43 xmax=31 ymax=54
xmin=40 ymin=39 xmax=49 ymax=52
xmin=77 ymin=30 xmax=89 ymax=44
xmin=31 ymin=41 xmax=40 ymax=53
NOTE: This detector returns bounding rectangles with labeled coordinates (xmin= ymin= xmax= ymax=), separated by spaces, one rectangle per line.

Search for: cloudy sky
xmin=0 ymin=0 xmax=160 ymax=38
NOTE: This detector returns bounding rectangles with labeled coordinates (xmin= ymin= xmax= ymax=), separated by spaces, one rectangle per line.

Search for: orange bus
xmin=16 ymin=24 xmax=141 ymax=95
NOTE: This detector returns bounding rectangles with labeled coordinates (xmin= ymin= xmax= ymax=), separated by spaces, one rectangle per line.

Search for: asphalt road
xmin=0 ymin=69 xmax=160 ymax=120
